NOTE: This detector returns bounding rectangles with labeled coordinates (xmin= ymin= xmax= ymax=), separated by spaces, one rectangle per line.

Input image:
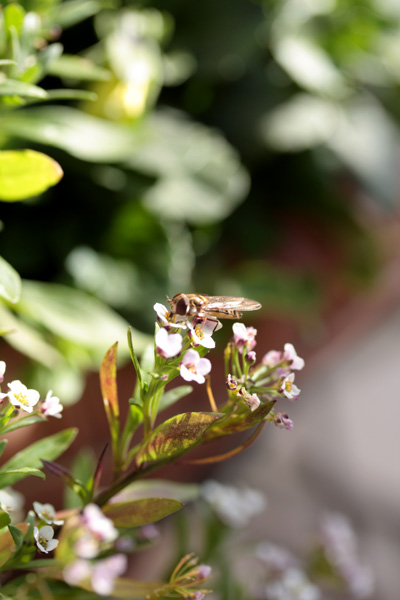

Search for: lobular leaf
xmin=0 ymin=150 xmax=63 ymax=201
xmin=159 ymin=385 xmax=193 ymax=413
xmin=0 ymin=428 xmax=77 ymax=487
xmin=103 ymin=497 xmax=183 ymax=528
xmin=0 ymin=79 xmax=47 ymax=99
xmin=0 ymin=256 xmax=21 ymax=303
xmin=136 ymin=412 xmax=222 ymax=466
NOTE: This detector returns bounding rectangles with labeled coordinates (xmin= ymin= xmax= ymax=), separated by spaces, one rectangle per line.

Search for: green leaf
xmin=45 ymin=89 xmax=97 ymax=101
xmin=0 ymin=415 xmax=46 ymax=436
xmin=0 ymin=440 xmax=7 ymax=460
xmin=0 ymin=524 xmax=28 ymax=568
xmin=0 ymin=150 xmax=63 ymax=201
xmin=205 ymin=401 xmax=275 ymax=439
xmin=136 ymin=412 xmax=222 ymax=466
xmin=100 ymin=342 xmax=120 ymax=440
xmin=0 ymin=428 xmax=77 ymax=487
xmin=0 ymin=60 xmax=16 ymax=66
xmin=0 ymin=304 xmax=63 ymax=367
xmin=112 ymin=479 xmax=200 ymax=504
xmin=4 ymin=4 xmax=25 ymax=35
xmin=0 ymin=256 xmax=21 ymax=303
xmin=103 ymin=497 xmax=183 ymax=527
xmin=127 ymin=328 xmax=144 ymax=390
xmin=159 ymin=385 xmax=193 ymax=413
xmin=0 ymin=468 xmax=45 ymax=489
xmin=7 ymin=525 xmax=24 ymax=552
xmin=0 ymin=79 xmax=47 ymax=99
xmin=1 ymin=107 xmax=137 ymax=163
xmin=47 ymin=55 xmax=111 ymax=81
xmin=0 ymin=509 xmax=11 ymax=529
xmin=16 ymin=281 xmax=147 ymax=356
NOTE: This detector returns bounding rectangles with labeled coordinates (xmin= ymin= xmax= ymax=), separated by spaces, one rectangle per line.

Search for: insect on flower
xmin=167 ymin=293 xmax=262 ymax=321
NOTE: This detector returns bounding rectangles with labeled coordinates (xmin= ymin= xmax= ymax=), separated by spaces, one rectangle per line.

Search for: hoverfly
xmin=167 ymin=293 xmax=262 ymax=320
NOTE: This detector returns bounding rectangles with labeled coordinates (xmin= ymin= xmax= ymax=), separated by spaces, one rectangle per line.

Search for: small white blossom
xmin=34 ymin=525 xmax=59 ymax=553
xmin=91 ymin=555 xmax=128 ymax=595
xmin=231 ymin=323 xmax=257 ymax=351
xmin=33 ymin=501 xmax=64 ymax=526
xmin=180 ymin=349 xmax=211 ymax=384
xmin=0 ymin=361 xmax=6 ymax=383
xmin=262 ymin=350 xmax=281 ymax=368
xmin=153 ymin=303 xmax=186 ymax=329
xmin=0 ymin=487 xmax=24 ymax=523
xmin=265 ymin=568 xmax=320 ymax=600
xmin=155 ymin=328 xmax=183 ymax=359
xmin=202 ymin=480 xmax=266 ymax=528
xmin=82 ymin=504 xmax=118 ymax=543
xmin=0 ymin=380 xmax=40 ymax=413
xmin=279 ymin=373 xmax=300 ymax=400
xmin=42 ymin=391 xmax=63 ymax=419
xmin=283 ymin=343 xmax=305 ymax=370
xmin=188 ymin=319 xmax=219 ymax=349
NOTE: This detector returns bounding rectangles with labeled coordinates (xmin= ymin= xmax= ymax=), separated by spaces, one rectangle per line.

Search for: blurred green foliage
xmin=1 ymin=0 xmax=399 ymax=401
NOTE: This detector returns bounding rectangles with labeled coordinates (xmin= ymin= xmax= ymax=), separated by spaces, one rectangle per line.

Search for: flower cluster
xmin=0 ymin=362 xmax=63 ymax=419
xmin=153 ymin=302 xmax=216 ymax=385
xmin=63 ymin=504 xmax=127 ymax=596
xmin=33 ymin=501 xmax=64 ymax=554
xmin=224 ymin=325 xmax=305 ymax=429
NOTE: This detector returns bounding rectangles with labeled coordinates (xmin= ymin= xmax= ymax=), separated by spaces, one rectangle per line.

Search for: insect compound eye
xmin=175 ymin=296 xmax=189 ymax=316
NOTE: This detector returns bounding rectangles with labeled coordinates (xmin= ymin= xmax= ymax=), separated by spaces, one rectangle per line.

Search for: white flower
xmin=82 ymin=504 xmax=118 ymax=543
xmin=64 ymin=559 xmax=92 ymax=586
xmin=279 ymin=373 xmax=300 ymax=400
xmin=154 ymin=303 xmax=186 ymax=329
xmin=91 ymin=555 xmax=128 ymax=595
xmin=188 ymin=318 xmax=219 ymax=349
xmin=33 ymin=501 xmax=64 ymax=526
xmin=155 ymin=328 xmax=183 ymax=359
xmin=34 ymin=525 xmax=59 ymax=553
xmin=202 ymin=480 xmax=266 ymax=528
xmin=0 ymin=361 xmax=6 ymax=383
xmin=262 ymin=350 xmax=281 ymax=368
xmin=238 ymin=388 xmax=260 ymax=411
xmin=180 ymin=349 xmax=211 ymax=384
xmin=265 ymin=568 xmax=320 ymax=600
xmin=283 ymin=343 xmax=305 ymax=370
xmin=231 ymin=323 xmax=257 ymax=351
xmin=42 ymin=390 xmax=63 ymax=419
xmin=0 ymin=380 xmax=40 ymax=413
xmin=64 ymin=555 xmax=127 ymax=597
xmin=0 ymin=487 xmax=24 ymax=523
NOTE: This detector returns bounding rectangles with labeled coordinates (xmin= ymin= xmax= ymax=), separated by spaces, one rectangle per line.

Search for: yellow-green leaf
xmin=0 ymin=149 xmax=63 ymax=201
xmin=136 ymin=412 xmax=221 ymax=466
xmin=103 ymin=498 xmax=183 ymax=527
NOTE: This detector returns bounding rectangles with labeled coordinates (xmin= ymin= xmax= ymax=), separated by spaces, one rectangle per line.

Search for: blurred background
xmin=1 ymin=0 xmax=400 ymax=597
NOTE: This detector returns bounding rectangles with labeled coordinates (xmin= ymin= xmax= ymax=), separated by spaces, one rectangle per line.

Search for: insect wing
xmin=201 ymin=296 xmax=262 ymax=312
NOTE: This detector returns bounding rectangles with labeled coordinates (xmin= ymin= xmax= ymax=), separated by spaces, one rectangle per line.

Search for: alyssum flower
xmin=0 ymin=380 xmax=40 ymax=413
xmin=33 ymin=501 xmax=64 ymax=525
xmin=41 ymin=391 xmax=63 ymax=419
xmin=34 ymin=525 xmax=59 ymax=553
xmin=180 ymin=349 xmax=211 ymax=384
xmin=279 ymin=373 xmax=300 ymax=400
xmin=156 ymin=327 xmax=183 ymax=359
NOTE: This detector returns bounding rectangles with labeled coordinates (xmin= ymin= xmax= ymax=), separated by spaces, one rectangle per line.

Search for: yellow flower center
xmin=14 ymin=392 xmax=29 ymax=406
xmin=195 ymin=326 xmax=204 ymax=339
xmin=42 ymin=510 xmax=51 ymax=520
xmin=285 ymin=381 xmax=292 ymax=393
xmin=38 ymin=535 xmax=48 ymax=547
